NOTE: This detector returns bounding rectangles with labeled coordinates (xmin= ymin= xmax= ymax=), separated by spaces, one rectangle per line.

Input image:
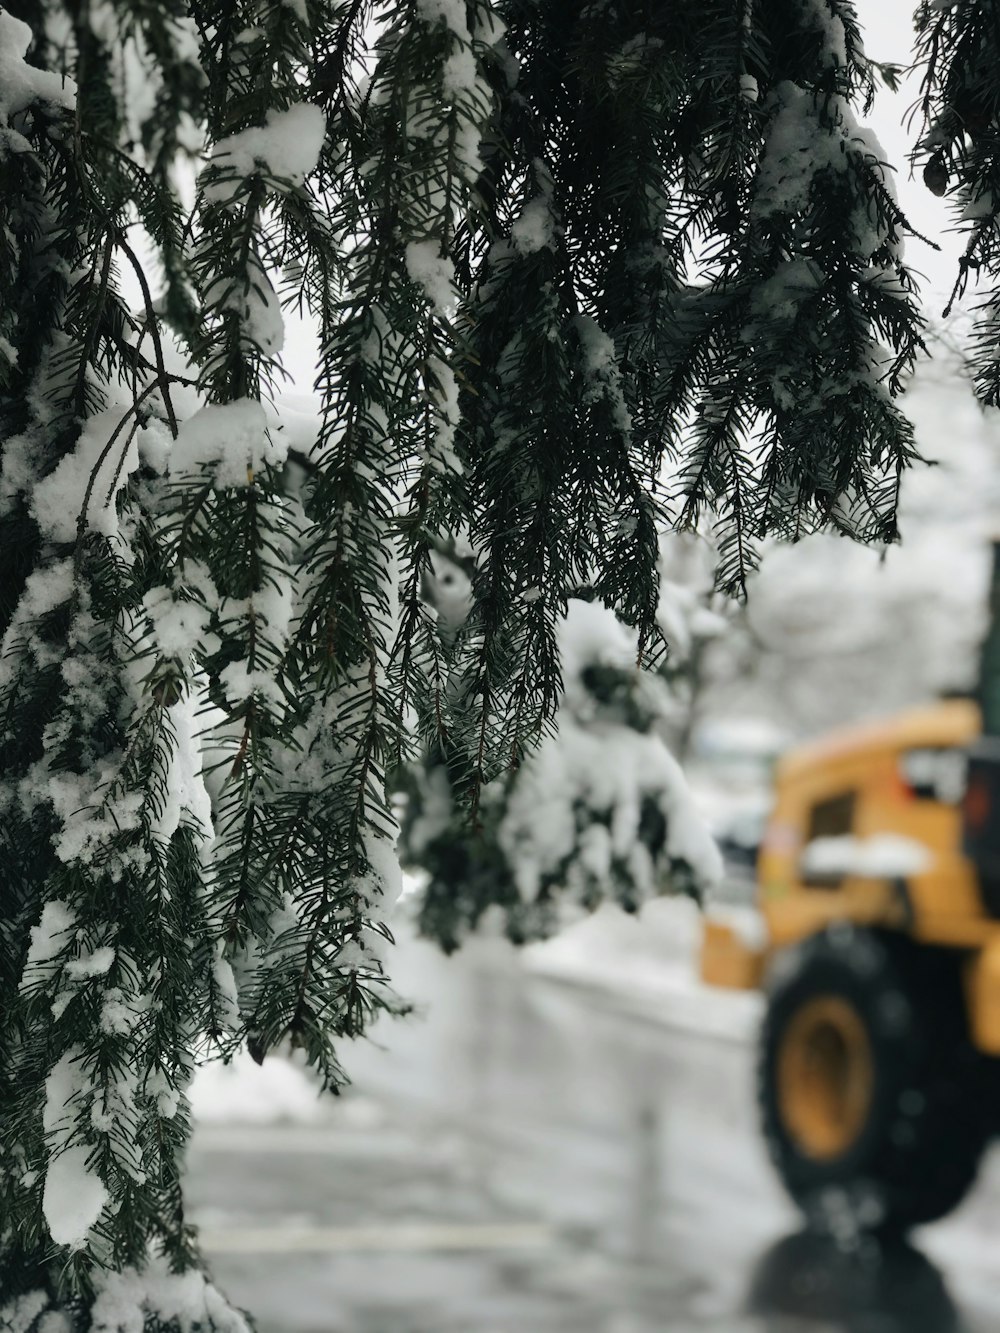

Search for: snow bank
xmin=524 ymin=898 xmax=763 ymax=1043
xmin=189 ymin=1052 xmax=324 ymax=1125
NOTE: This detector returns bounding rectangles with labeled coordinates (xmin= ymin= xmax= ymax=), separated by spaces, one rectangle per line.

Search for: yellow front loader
xmin=701 ymin=694 xmax=1000 ymax=1234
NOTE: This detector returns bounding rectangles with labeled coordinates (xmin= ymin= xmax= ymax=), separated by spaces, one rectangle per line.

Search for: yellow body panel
xmin=700 ymin=919 xmax=765 ymax=989
xmin=762 ymin=884 xmax=903 ymax=950
xmin=699 ymin=698 xmax=1000 ymax=1055
xmin=774 ymin=700 xmax=981 ymax=785
xmin=965 ymin=940 xmax=1000 ymax=1055
xmin=758 ymin=699 xmax=983 ymax=934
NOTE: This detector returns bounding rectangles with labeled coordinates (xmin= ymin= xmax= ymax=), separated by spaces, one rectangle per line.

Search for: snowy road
xmin=187 ymin=918 xmax=1000 ymax=1333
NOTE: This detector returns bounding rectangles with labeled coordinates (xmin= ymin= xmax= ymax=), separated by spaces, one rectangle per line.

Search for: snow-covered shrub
xmin=402 ymin=597 xmax=721 ymax=950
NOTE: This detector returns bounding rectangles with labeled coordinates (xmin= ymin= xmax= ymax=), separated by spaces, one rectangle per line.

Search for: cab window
xmin=900 ymin=748 xmax=965 ymax=804
xmin=801 ymin=791 xmax=856 ymax=888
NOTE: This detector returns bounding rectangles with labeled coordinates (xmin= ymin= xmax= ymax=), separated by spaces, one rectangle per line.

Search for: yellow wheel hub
xmin=776 ymin=995 xmax=874 ymax=1159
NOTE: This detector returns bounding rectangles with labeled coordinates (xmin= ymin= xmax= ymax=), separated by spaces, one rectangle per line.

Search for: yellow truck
xmin=701 ymin=695 xmax=1000 ymax=1234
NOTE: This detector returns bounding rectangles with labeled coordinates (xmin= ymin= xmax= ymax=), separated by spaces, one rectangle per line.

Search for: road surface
xmin=186 ymin=928 xmax=1000 ymax=1332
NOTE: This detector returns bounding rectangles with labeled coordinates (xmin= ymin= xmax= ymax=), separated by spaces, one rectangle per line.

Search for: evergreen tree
xmin=0 ymin=0 xmax=967 ymax=1323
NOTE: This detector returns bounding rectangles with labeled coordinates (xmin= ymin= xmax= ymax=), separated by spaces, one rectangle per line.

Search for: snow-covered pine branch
xmin=914 ymin=0 xmax=1000 ymax=404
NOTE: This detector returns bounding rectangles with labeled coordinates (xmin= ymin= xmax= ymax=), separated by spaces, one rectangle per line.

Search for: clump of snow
xmin=0 ymin=428 xmax=41 ymax=517
xmin=150 ymin=689 xmax=215 ymax=844
xmin=146 ymin=1069 xmax=180 ymax=1120
xmin=501 ymin=717 xmax=721 ymax=904
xmin=0 ymin=10 xmax=75 ymax=129
xmin=90 ymin=1254 xmax=252 ymax=1333
xmin=169 ymin=398 xmax=286 ymax=488
xmin=0 ymin=560 xmax=74 ymax=686
xmin=510 ymin=161 xmax=557 ymax=254
xmin=800 ymin=0 xmax=847 ymax=67
xmin=100 ymin=987 xmax=145 ymax=1038
xmin=253 ymin=575 xmax=294 ymax=653
xmin=423 ymin=353 xmax=462 ymax=473
xmin=64 ymin=946 xmax=115 ymax=980
xmin=443 ymin=46 xmax=478 ymax=99
xmin=575 ymin=315 xmax=631 ymax=434
xmin=510 ymin=199 xmax=552 ymax=253
xmin=405 ymin=241 xmax=457 ymax=311
xmin=207 ymin=264 xmax=285 ymax=356
xmin=211 ymin=953 xmax=241 ymax=1034
xmin=203 ymin=103 xmax=326 ymax=205
xmin=557 ymin=597 xmax=638 ymax=718
xmin=472 ymin=6 xmax=507 ymax=46
xmin=42 ymin=1049 xmax=108 ymax=1249
xmin=24 ymin=900 xmax=76 ymax=974
xmin=359 ymin=822 xmax=404 ymax=915
xmin=266 ymin=392 xmax=321 ymax=456
xmin=31 ymin=406 xmax=142 ymax=544
xmin=142 ymin=583 xmax=215 ymax=662
xmin=415 ymin=0 xmax=470 ymax=31
xmin=37 ymin=767 xmax=145 ymax=872
xmin=802 ymin=833 xmax=933 ymax=879
xmin=0 ymin=1291 xmax=69 ymax=1333
xmin=656 ymin=534 xmax=727 ymax=663
xmin=402 ymin=248 xmax=464 ymax=470
xmin=218 ymin=661 xmax=286 ymax=710
xmin=753 ymin=82 xmax=898 ymax=261
xmin=88 ymin=1062 xmax=144 ymax=1184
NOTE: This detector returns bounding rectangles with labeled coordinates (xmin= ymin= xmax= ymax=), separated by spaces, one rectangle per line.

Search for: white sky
xmin=856 ymin=0 xmax=963 ymax=307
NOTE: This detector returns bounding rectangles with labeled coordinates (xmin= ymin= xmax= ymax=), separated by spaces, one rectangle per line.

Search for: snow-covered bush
xmin=403 ymin=597 xmax=721 ymax=950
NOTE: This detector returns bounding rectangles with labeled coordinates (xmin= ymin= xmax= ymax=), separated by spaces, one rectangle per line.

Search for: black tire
xmin=759 ymin=925 xmax=991 ymax=1236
